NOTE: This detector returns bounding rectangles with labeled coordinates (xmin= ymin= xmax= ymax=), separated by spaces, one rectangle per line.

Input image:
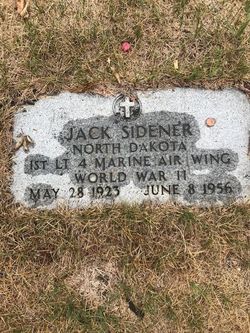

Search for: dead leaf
xmin=23 ymin=137 xmax=29 ymax=152
xmin=15 ymin=134 xmax=34 ymax=152
xmin=26 ymin=135 xmax=34 ymax=144
xmin=174 ymin=59 xmax=179 ymax=70
xmin=114 ymin=72 xmax=121 ymax=84
xmin=16 ymin=0 xmax=29 ymax=17
xmin=16 ymin=0 xmax=25 ymax=14
xmin=107 ymin=58 xmax=121 ymax=84
xmin=15 ymin=137 xmax=24 ymax=151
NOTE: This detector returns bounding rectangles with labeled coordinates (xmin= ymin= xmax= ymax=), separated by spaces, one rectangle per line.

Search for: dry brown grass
xmin=0 ymin=0 xmax=250 ymax=105
xmin=0 ymin=1 xmax=250 ymax=332
xmin=0 ymin=205 xmax=249 ymax=332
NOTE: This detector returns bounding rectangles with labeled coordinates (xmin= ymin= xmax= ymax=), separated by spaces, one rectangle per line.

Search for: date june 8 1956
xmin=29 ymin=182 xmax=233 ymax=203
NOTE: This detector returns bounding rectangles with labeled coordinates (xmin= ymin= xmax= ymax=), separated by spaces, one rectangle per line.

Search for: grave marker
xmin=12 ymin=89 xmax=250 ymax=208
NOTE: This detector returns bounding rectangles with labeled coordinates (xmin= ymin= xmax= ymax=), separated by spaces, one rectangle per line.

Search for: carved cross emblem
xmin=119 ymin=97 xmax=136 ymax=119
xmin=113 ymin=94 xmax=142 ymax=121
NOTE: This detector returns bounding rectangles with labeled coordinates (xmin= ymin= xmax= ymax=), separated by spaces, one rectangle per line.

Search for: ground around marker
xmin=0 ymin=1 xmax=249 ymax=332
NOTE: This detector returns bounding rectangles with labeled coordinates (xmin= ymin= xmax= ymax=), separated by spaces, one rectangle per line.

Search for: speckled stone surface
xmin=12 ymin=88 xmax=250 ymax=208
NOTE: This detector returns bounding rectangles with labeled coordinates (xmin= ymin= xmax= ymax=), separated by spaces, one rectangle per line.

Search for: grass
xmin=0 ymin=0 xmax=250 ymax=106
xmin=0 ymin=1 xmax=249 ymax=332
xmin=0 ymin=205 xmax=249 ymax=332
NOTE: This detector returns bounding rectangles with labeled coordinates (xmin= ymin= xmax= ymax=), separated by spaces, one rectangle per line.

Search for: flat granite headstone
xmin=12 ymin=89 xmax=250 ymax=208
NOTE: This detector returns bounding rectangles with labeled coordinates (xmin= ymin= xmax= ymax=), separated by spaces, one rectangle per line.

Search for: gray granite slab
xmin=12 ymin=88 xmax=250 ymax=208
